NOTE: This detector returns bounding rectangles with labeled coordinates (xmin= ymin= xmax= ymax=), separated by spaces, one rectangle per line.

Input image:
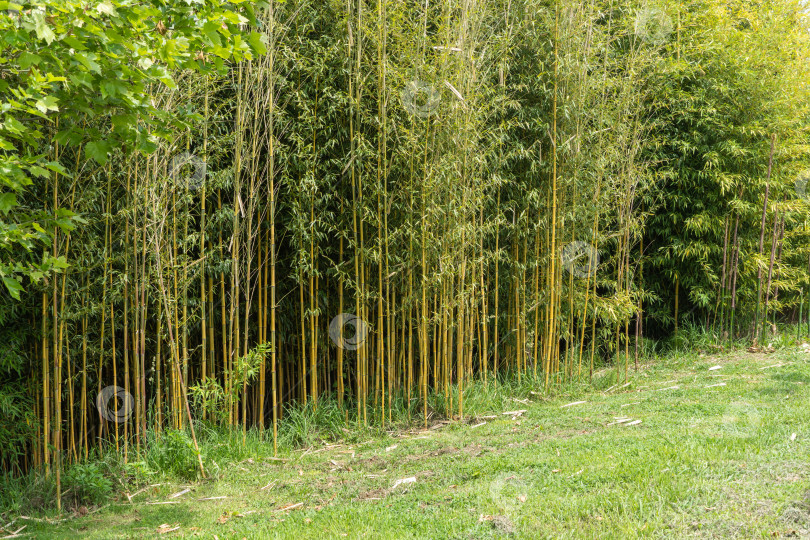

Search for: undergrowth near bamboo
xmin=8 ymin=318 xmax=810 ymax=515
xmin=0 ymin=367 xmax=612 ymax=514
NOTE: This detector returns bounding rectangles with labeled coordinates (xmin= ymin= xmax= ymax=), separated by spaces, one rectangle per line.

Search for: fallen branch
xmin=560 ymin=401 xmax=586 ymax=408
xmin=391 ymin=477 xmax=417 ymax=490
xmin=275 ymin=502 xmax=303 ymax=512
xmin=759 ymin=363 xmax=785 ymax=370
xmin=169 ymin=488 xmax=191 ymax=499
xmin=0 ymin=525 xmax=26 ymax=539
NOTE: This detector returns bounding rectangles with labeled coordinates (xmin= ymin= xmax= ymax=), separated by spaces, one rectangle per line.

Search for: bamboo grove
xmin=3 ymin=0 xmax=810 ymax=488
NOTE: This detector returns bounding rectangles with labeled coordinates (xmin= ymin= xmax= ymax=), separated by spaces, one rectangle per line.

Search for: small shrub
xmin=147 ymin=429 xmax=202 ymax=480
xmin=62 ymin=462 xmax=113 ymax=508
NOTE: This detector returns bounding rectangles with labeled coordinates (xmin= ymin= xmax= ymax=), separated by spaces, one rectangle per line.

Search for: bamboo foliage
xmin=3 ymin=0 xmax=810 ymax=482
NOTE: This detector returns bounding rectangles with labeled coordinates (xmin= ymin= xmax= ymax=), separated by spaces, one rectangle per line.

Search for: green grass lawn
xmin=15 ymin=348 xmax=810 ymax=539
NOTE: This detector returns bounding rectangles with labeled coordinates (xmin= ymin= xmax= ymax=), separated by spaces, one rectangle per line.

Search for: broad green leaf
xmin=203 ymin=21 xmax=221 ymax=47
xmin=50 ymin=256 xmax=69 ymax=269
xmin=32 ymin=11 xmax=55 ymax=45
xmin=85 ymin=140 xmax=111 ymax=165
xmin=101 ymin=81 xmax=125 ymax=99
xmin=137 ymin=137 xmax=158 ymax=154
xmin=96 ymin=1 xmax=117 ymax=16
xmin=44 ymin=162 xmax=69 ymax=175
xmin=2 ymin=276 xmax=23 ymax=300
xmin=27 ymin=165 xmax=49 ymax=178
xmin=74 ymin=52 xmax=101 ymax=74
xmin=111 ymin=114 xmax=136 ymax=131
xmin=62 ymin=36 xmax=86 ymax=51
xmin=248 ymin=32 xmax=268 ymax=56
xmin=35 ymin=95 xmax=59 ymax=113
xmin=152 ymin=65 xmax=176 ymax=88
xmin=54 ymin=129 xmax=84 ymax=146
xmin=0 ymin=192 xmax=17 ymax=215
xmin=18 ymin=52 xmax=42 ymax=69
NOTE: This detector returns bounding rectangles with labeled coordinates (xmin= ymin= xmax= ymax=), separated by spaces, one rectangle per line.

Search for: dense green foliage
xmin=0 ymin=0 xmax=266 ymax=298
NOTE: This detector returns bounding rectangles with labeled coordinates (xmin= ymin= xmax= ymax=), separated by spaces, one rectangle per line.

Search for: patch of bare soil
xmin=355 ymin=487 xmax=388 ymax=501
xmin=351 ymin=455 xmax=388 ymax=471
xmin=461 ymin=444 xmax=485 ymax=458
xmin=398 ymin=445 xmax=459 ymax=464
xmin=397 ymin=443 xmax=495 ymax=465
